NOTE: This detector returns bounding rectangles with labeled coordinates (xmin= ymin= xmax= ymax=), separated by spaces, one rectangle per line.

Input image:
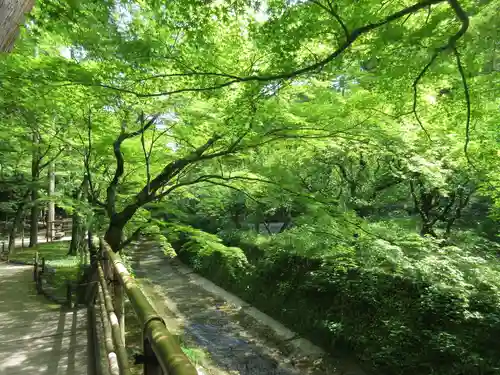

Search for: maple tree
xmin=0 ymin=0 xmax=499 ymax=373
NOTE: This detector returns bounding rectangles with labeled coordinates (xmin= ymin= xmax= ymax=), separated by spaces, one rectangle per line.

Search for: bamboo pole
xmin=33 ymin=252 xmax=39 ymax=281
xmin=97 ymin=287 xmax=120 ymax=375
xmin=103 ymin=242 xmax=197 ymax=375
xmin=97 ymin=262 xmax=130 ymax=375
xmin=87 ymin=301 xmax=103 ymax=375
xmin=113 ymin=268 xmax=125 ymax=345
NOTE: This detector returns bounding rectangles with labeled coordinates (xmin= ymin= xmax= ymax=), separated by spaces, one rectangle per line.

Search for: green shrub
xmin=167 ymin=223 xmax=250 ymax=290
xmin=167 ymin=223 xmax=500 ymax=375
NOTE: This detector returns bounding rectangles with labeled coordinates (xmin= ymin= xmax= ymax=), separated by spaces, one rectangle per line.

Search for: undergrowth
xmin=165 ymin=222 xmax=500 ymax=375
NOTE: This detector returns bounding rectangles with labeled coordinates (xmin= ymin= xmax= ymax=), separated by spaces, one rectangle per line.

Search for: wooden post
xmin=36 ymin=273 xmax=42 ymax=293
xmin=97 ymin=289 xmax=120 ymax=375
xmin=35 ymin=256 xmax=42 ymax=294
xmin=33 ymin=252 xmax=39 ymax=281
xmin=87 ymin=301 xmax=103 ymax=375
xmin=102 ymin=243 xmax=109 ymax=279
xmin=102 ymin=240 xmax=125 ymax=344
xmin=83 ymin=265 xmax=98 ymax=308
xmin=105 ymin=241 xmax=198 ymax=375
xmin=47 ymin=162 xmax=55 ymax=242
xmin=88 ymin=229 xmax=94 ymax=258
xmin=97 ymin=264 xmax=129 ymax=375
xmin=144 ymin=338 xmax=163 ymax=375
xmin=66 ymin=281 xmax=72 ymax=308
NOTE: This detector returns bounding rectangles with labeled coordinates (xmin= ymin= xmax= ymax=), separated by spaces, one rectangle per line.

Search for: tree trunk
xmin=444 ymin=219 xmax=455 ymax=237
xmin=8 ymin=192 xmax=29 ymax=252
xmin=69 ymin=176 xmax=89 ymax=255
xmin=29 ymin=132 xmax=40 ymax=248
xmin=0 ymin=0 xmax=34 ymax=52
xmin=68 ymin=188 xmax=81 ymax=256
xmin=104 ymin=222 xmax=125 ymax=252
xmin=47 ymin=162 xmax=55 ymax=241
xmin=68 ymin=213 xmax=80 ymax=256
xmin=29 ymin=188 xmax=39 ymax=247
xmin=104 ymin=201 xmax=141 ymax=252
xmin=444 ymin=189 xmax=473 ymax=238
xmin=68 ymin=209 xmax=88 ymax=256
xmin=279 ymin=213 xmax=292 ymax=233
xmin=87 ymin=229 xmax=94 ymax=254
xmin=420 ymin=221 xmax=437 ymax=237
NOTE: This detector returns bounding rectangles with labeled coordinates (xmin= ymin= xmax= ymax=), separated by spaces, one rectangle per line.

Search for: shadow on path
xmin=0 ymin=263 xmax=88 ymax=375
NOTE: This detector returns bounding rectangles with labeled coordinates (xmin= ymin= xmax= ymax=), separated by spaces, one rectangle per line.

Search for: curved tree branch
xmin=71 ymin=0 xmax=446 ymax=98
xmin=453 ymin=46 xmax=471 ymax=158
xmin=106 ymin=113 xmax=159 ymax=216
xmin=309 ymin=0 xmax=349 ymax=39
xmin=411 ymin=0 xmax=469 ymax=141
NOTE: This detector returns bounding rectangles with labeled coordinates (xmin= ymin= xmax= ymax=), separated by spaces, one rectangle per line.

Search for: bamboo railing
xmin=84 ymin=238 xmax=198 ymax=375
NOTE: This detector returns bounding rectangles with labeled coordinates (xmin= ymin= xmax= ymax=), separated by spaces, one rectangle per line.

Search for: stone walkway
xmin=130 ymin=244 xmax=365 ymax=375
xmin=0 ymin=263 xmax=89 ymax=375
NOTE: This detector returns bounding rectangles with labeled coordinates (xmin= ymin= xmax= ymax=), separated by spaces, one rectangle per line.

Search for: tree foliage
xmin=0 ymin=0 xmax=499 ymax=373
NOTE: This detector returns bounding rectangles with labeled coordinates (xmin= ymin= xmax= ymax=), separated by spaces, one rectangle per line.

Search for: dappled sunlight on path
xmin=0 ymin=263 xmax=88 ymax=375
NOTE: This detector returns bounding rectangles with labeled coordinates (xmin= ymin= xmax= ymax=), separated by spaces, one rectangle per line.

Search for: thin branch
xmin=156 ymin=172 xmax=398 ymax=246
xmin=35 ymin=120 xmax=67 ymax=165
xmin=123 ymin=114 xmax=160 ymax=139
xmin=140 ymin=112 xmax=152 ymax=195
xmin=409 ymin=179 xmax=427 ymax=221
xmin=132 ymin=71 xmax=242 ymax=83
xmin=39 ymin=147 xmax=64 ymax=170
xmin=106 ymin=113 xmax=160 ymax=216
xmin=67 ymin=0 xmax=446 ymax=97
xmin=411 ymin=0 xmax=469 ymax=141
xmin=83 ymin=110 xmax=106 ymax=208
xmin=114 ymin=134 xmax=224 ymax=222
xmin=432 ymin=192 xmax=456 ymax=225
xmin=453 ymin=47 xmax=471 ymax=158
xmin=412 ymin=50 xmax=438 ymax=141
xmin=185 ymin=175 xmax=339 ymax=206
xmin=36 ymin=143 xmax=52 ymax=165
xmin=309 ymin=0 xmax=349 ymax=39
xmin=376 ymin=0 xmax=393 ymax=14
xmin=242 ymin=116 xmax=370 ymax=150
xmin=154 ymin=174 xmax=224 ymax=200
xmin=425 ymin=5 xmax=432 ymax=23
xmin=402 ymin=13 xmax=413 ymax=25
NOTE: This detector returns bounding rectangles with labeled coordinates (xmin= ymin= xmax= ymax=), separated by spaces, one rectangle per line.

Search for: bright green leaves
xmin=0 ymin=0 xmax=498 ymax=247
